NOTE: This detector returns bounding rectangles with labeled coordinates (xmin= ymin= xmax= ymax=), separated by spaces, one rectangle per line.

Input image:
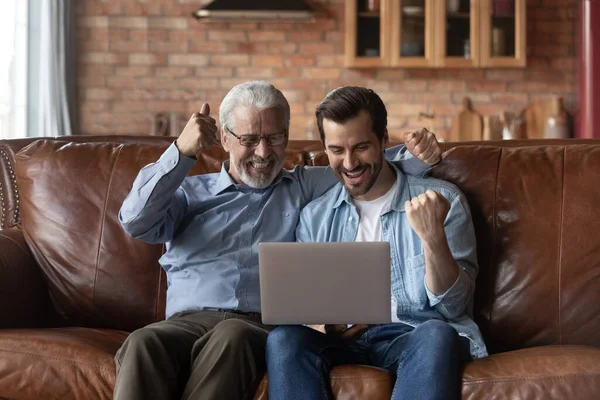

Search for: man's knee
xmin=208 ymin=318 xmax=267 ymax=349
xmin=266 ymin=326 xmax=315 ymax=361
xmin=115 ymin=326 xmax=169 ymax=366
xmin=414 ymin=320 xmax=459 ymax=348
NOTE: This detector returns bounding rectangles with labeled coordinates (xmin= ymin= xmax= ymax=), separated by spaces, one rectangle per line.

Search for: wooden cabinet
xmin=345 ymin=0 xmax=526 ymax=68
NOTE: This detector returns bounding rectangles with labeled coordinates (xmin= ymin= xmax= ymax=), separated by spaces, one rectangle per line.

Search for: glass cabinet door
xmin=390 ymin=0 xmax=435 ymax=67
xmin=480 ymin=0 xmax=526 ymax=67
xmin=345 ymin=0 xmax=389 ymax=67
xmin=436 ymin=0 xmax=479 ymax=67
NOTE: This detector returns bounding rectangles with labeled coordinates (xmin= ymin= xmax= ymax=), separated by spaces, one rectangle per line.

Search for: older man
xmin=114 ymin=81 xmax=441 ymax=400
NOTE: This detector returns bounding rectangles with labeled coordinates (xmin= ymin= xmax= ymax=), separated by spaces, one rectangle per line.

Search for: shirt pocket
xmin=405 ymin=253 xmax=428 ymax=308
xmin=184 ymin=210 xmax=226 ymax=258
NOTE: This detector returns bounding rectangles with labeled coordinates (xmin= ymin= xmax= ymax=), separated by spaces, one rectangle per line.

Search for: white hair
xmin=219 ymin=81 xmax=290 ymax=132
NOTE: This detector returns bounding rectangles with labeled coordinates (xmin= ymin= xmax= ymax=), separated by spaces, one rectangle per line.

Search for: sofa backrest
xmin=2 ymin=137 xmax=600 ymax=354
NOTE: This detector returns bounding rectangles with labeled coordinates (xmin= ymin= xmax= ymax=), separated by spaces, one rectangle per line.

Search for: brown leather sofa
xmin=1 ymin=136 xmax=599 ymax=400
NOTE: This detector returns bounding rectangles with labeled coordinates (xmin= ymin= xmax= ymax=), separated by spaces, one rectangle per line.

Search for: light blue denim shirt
xmin=295 ymin=164 xmax=488 ymax=359
xmin=119 ymin=143 xmax=430 ymax=319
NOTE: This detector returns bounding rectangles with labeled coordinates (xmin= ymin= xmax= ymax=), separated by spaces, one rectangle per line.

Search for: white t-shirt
xmin=352 ymin=176 xmax=401 ymax=322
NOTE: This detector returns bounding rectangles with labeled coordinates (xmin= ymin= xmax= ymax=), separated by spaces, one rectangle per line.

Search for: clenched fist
xmin=403 ymin=128 xmax=442 ymax=166
xmin=405 ymin=189 xmax=450 ymax=242
xmin=175 ymin=103 xmax=220 ymax=158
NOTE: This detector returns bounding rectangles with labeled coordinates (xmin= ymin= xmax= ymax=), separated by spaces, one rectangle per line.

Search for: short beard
xmin=336 ymin=160 xmax=382 ymax=198
xmin=232 ymin=153 xmax=283 ymax=189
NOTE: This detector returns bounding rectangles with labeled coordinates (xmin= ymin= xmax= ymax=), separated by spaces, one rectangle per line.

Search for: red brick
xmin=211 ymin=55 xmax=250 ymax=67
xmin=115 ymin=66 xmax=152 ymax=77
xmin=81 ymin=52 xmax=126 ymax=64
xmin=148 ymin=17 xmax=188 ymax=30
xmin=140 ymin=78 xmax=178 ymax=89
xmin=286 ymin=31 xmax=324 ymax=42
xmin=252 ymin=56 xmax=284 ymax=67
xmin=235 ymin=67 xmax=273 ymax=79
xmin=110 ymin=40 xmax=148 ymax=52
xmin=85 ymin=88 xmax=115 ymax=100
xmin=379 ymin=92 xmax=414 ymax=103
xmin=80 ymin=101 xmax=108 ymax=112
xmin=390 ymin=81 xmax=428 ymax=91
xmin=249 ymin=31 xmax=286 ymax=42
xmin=129 ymin=53 xmax=167 ymax=65
xmin=316 ymin=55 xmax=344 ymax=67
xmin=130 ymin=29 xmax=169 ymax=42
xmin=376 ymin=70 xmax=406 ymax=80
xmin=190 ymin=41 xmax=228 ymax=53
xmin=468 ymin=81 xmax=507 ymax=92
xmin=168 ymin=54 xmax=209 ymax=66
xmin=155 ymin=67 xmax=192 ymax=78
xmin=386 ymin=104 xmax=425 ymax=117
xmin=107 ymin=76 xmax=139 ymax=88
xmin=275 ymin=68 xmax=303 ymax=78
xmin=428 ymin=80 xmax=466 ymax=92
xmin=491 ymin=93 xmax=530 ymax=104
xmin=417 ymin=93 xmax=454 ymax=103
xmin=303 ymin=68 xmax=342 ymax=80
xmin=285 ymin=56 xmax=317 ymax=68
xmin=179 ymin=78 xmax=220 ymax=90
xmin=208 ymin=31 xmax=247 ymax=41
xmin=147 ymin=101 xmax=188 ymax=113
xmin=110 ymin=101 xmax=147 ymax=112
xmin=195 ymin=67 xmax=235 ymax=78
xmin=76 ymin=1 xmax=578 ymax=140
xmin=150 ymin=40 xmax=189 ymax=53
xmin=299 ymin=43 xmax=337 ymax=55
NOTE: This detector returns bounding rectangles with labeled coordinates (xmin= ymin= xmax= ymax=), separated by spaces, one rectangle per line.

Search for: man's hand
xmin=403 ymin=128 xmax=442 ymax=166
xmin=175 ymin=103 xmax=220 ymax=157
xmin=405 ymin=189 xmax=450 ymax=242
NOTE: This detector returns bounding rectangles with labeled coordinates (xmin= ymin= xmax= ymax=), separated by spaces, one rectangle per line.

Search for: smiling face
xmin=324 ymin=110 xmax=389 ymax=201
xmin=221 ymin=106 xmax=288 ymax=189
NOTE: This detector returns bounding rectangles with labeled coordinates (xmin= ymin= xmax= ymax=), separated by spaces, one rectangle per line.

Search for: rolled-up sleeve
xmin=424 ymin=193 xmax=478 ymax=319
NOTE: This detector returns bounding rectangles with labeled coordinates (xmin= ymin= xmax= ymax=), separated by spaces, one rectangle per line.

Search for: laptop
xmin=258 ymin=242 xmax=392 ymax=325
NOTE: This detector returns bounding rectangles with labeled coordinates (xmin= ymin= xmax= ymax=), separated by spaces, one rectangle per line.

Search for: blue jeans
xmin=266 ymin=320 xmax=472 ymax=400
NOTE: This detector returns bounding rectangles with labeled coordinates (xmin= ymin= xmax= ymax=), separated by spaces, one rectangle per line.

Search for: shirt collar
xmin=332 ymin=163 xmax=411 ymax=212
xmin=211 ymin=160 xmax=293 ymax=195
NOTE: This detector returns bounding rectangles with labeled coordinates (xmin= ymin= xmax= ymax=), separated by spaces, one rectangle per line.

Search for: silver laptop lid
xmin=259 ymin=242 xmax=392 ymax=325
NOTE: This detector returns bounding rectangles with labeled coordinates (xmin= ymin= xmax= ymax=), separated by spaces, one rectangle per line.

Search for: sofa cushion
xmin=13 ymin=140 xmax=308 ymax=331
xmin=462 ymin=345 xmax=600 ymax=399
xmin=253 ymin=365 xmax=392 ymax=400
xmin=0 ymin=327 xmax=127 ymax=400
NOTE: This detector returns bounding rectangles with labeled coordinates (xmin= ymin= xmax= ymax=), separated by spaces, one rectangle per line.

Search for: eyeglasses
xmin=225 ymin=127 xmax=287 ymax=147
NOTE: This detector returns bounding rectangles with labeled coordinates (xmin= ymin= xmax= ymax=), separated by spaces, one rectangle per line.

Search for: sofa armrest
xmin=0 ymin=229 xmax=58 ymax=328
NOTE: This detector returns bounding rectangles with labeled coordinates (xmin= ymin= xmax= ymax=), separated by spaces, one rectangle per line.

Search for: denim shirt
xmin=295 ymin=164 xmax=488 ymax=359
xmin=119 ymin=143 xmax=431 ymax=319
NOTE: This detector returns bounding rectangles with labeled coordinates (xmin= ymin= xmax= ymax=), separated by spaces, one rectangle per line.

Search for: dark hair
xmin=315 ymin=86 xmax=387 ymax=145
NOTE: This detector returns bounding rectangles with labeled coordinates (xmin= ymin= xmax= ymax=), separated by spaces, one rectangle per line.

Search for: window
xmin=0 ymin=0 xmax=28 ymax=139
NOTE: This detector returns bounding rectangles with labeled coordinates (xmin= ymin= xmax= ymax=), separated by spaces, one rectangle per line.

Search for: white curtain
xmin=38 ymin=0 xmax=77 ymax=137
xmin=0 ymin=0 xmax=27 ymax=139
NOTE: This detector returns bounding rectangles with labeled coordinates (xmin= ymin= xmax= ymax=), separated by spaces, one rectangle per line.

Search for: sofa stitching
xmin=92 ymin=145 xmax=124 ymax=311
xmin=0 ymin=348 xmax=114 ymax=373
xmin=489 ymin=148 xmax=502 ymax=345
xmin=0 ymin=148 xmax=21 ymax=230
xmin=558 ymin=146 xmax=566 ymax=344
xmin=463 ymin=371 xmax=600 ymax=385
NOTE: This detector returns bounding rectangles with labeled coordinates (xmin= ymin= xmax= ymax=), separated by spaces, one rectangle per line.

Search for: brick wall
xmin=77 ymin=0 xmax=578 ymax=140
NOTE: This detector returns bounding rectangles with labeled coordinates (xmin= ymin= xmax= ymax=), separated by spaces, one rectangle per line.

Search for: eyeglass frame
xmin=224 ymin=126 xmax=288 ymax=147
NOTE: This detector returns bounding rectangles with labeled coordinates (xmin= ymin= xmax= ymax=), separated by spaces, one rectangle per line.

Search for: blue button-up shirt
xmin=295 ymin=164 xmax=488 ymax=359
xmin=118 ymin=143 xmax=429 ymax=319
